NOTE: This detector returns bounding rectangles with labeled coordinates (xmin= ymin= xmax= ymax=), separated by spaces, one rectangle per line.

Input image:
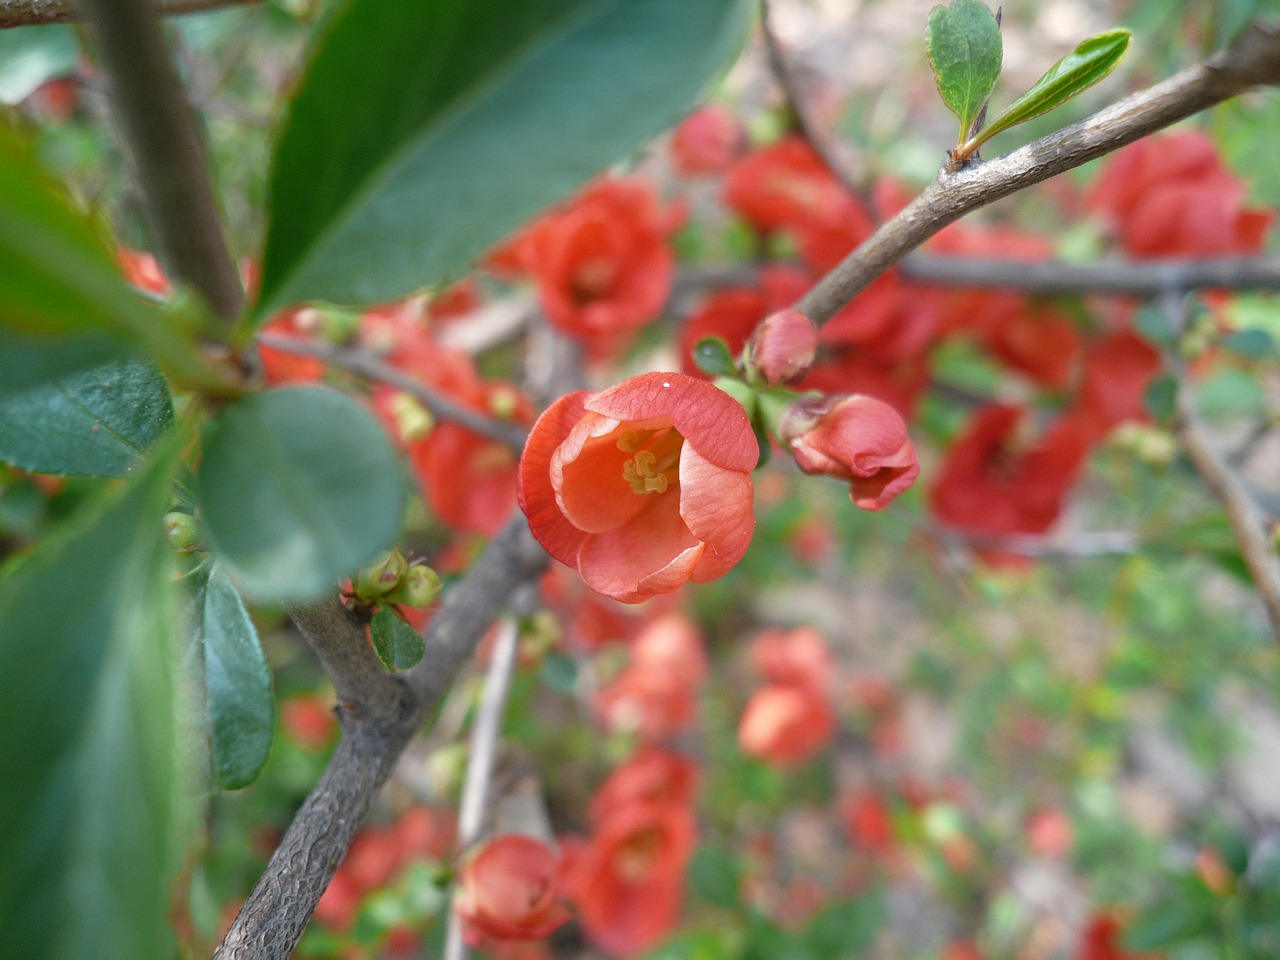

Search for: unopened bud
xmin=488 ymin=384 xmax=522 ymax=420
xmin=746 ymin=309 xmax=818 ymax=386
xmin=164 ymin=511 xmax=201 ymax=554
xmin=354 ymin=549 xmax=408 ymax=600
xmin=385 ymin=564 xmax=442 ymax=609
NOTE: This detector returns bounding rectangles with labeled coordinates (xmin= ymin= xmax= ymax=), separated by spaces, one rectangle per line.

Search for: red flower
xmin=117 ymin=248 xmax=171 ymax=297
xmin=258 ymin=308 xmax=327 ymax=385
xmin=929 ymin=405 xmax=1091 ymax=537
xmin=1086 ymin=129 xmax=1272 ymax=258
xmin=797 ymin=194 xmax=876 ymax=274
xmin=1075 ymin=330 xmax=1161 ymax=439
xmin=750 ymin=626 xmax=832 ymax=692
xmin=569 ymin=802 xmax=697 ymax=957
xmin=454 ymin=835 xmax=572 ymax=945
xmin=724 ymin=136 xmax=849 ymax=233
xmin=738 ymin=684 xmax=837 ymax=767
xmin=1026 ymin=806 xmax=1074 ymax=858
xmin=840 ymin=790 xmax=897 ymax=855
xmin=518 ymin=372 xmax=756 ymax=603
xmin=280 ymin=693 xmax=337 ymax=750
xmin=671 ymin=105 xmax=744 ymax=177
xmin=1076 ymin=912 xmax=1156 ymax=960
xmin=589 ymin=748 xmax=699 ymax=825
xmin=523 ymin=179 xmax=676 ymax=344
xmin=780 ymin=393 xmax=919 ymax=510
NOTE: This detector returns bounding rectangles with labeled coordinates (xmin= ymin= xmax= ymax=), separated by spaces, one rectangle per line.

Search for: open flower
xmin=780 ymin=394 xmax=919 ymax=510
xmin=518 ymin=373 xmax=756 ymax=603
xmin=454 ymin=835 xmax=571 ymax=945
xmin=738 ymin=684 xmax=837 ymax=767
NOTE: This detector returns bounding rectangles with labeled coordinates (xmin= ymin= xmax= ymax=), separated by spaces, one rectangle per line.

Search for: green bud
xmin=164 ymin=511 xmax=201 ymax=554
xmin=385 ymin=564 xmax=442 ymax=609
xmin=354 ymin=549 xmax=408 ymax=600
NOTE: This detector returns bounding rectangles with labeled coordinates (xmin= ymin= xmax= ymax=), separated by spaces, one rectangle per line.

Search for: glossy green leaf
xmin=0 ymin=124 xmax=218 ymax=390
xmin=693 ymin=336 xmax=739 ymax=378
xmin=0 ymin=24 xmax=77 ymax=105
xmin=0 ymin=359 xmax=173 ymax=477
xmin=0 ymin=436 xmax=185 ymax=960
xmin=256 ymin=0 xmax=751 ymax=315
xmin=0 ymin=328 xmax=130 ymax=399
xmin=197 ymin=562 xmax=274 ymax=789
xmin=195 ymin=385 xmax=406 ymax=602
xmin=966 ymin=29 xmax=1132 ymax=153
xmin=370 ymin=606 xmax=425 ymax=672
xmin=926 ymin=0 xmax=1003 ymax=144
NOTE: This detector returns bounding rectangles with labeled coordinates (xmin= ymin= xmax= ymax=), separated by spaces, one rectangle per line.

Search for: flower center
xmin=617 ymin=427 xmax=684 ymax=495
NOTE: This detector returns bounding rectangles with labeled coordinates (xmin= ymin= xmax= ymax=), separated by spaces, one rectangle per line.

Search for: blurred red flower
xmin=518 ymin=372 xmax=756 ymax=602
xmin=671 ymin=104 xmax=744 ymax=177
xmin=1086 ymin=128 xmax=1272 ymax=258
xmin=738 ymin=684 xmax=837 ymax=767
xmin=1075 ymin=330 xmax=1161 ymax=440
xmin=569 ymin=802 xmax=697 ymax=957
xmin=455 ymin=835 xmax=572 ymax=945
xmin=522 ymin=178 xmax=678 ymax=345
xmin=589 ymin=748 xmax=699 ymax=826
xmin=596 ymin=615 xmax=707 ymax=740
xmin=929 ymin=405 xmax=1091 ymax=538
xmin=751 ymin=626 xmax=833 ymax=692
xmin=725 ymin=136 xmax=849 ymax=233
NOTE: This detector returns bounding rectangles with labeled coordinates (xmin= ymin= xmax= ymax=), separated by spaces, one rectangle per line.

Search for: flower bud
xmin=780 ymin=393 xmax=919 ymax=510
xmin=164 ymin=511 xmax=201 ymax=554
xmin=385 ymin=564 xmax=442 ymax=609
xmin=353 ymin=549 xmax=408 ymax=600
xmin=454 ymin=835 xmax=571 ymax=945
xmin=746 ymin=309 xmax=819 ymax=386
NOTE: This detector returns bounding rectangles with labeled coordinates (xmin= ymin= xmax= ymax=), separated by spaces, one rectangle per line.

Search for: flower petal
xmin=676 ymin=443 xmax=754 ymax=582
xmin=586 ymin=372 xmax=756 ymax=471
xmin=518 ymin=391 xmax=593 ymax=567
xmin=577 ymin=490 xmax=702 ymax=602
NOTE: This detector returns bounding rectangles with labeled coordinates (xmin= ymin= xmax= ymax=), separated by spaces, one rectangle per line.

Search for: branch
xmin=900 ymin=254 xmax=1280 ymax=295
xmin=1 ymin=0 xmax=252 ymax=28
xmin=213 ymin=518 xmax=549 ymax=960
xmin=759 ymin=0 xmax=866 ymax=200
xmin=255 ymin=334 xmax=530 ymax=453
xmin=79 ymin=0 xmax=245 ymax=324
xmin=797 ymin=22 xmax=1280 ymax=325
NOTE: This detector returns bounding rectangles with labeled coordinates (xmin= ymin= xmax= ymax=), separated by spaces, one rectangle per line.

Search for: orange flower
xmin=518 ymin=373 xmax=756 ymax=602
xmin=524 ymin=179 xmax=677 ymax=344
xmin=750 ymin=626 xmax=832 ymax=692
xmin=671 ymin=104 xmax=744 ymax=177
xmin=589 ymin=749 xmax=700 ymax=825
xmin=569 ymin=802 xmax=697 ymax=957
xmin=454 ymin=835 xmax=572 ymax=945
xmin=737 ymin=684 xmax=837 ymax=767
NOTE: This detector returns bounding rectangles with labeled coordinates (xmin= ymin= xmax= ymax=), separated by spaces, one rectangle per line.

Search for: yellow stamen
xmin=619 ymin=427 xmax=684 ymax=495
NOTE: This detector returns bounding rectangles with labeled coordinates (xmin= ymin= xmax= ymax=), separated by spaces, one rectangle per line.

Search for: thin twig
xmin=255 ymin=334 xmax=530 ymax=453
xmin=443 ymin=609 xmax=525 ymax=960
xmin=900 ymin=254 xmax=1280 ymax=295
xmin=759 ymin=0 xmax=866 ymax=201
xmin=1 ymin=0 xmax=253 ymax=28
xmin=1159 ymin=291 xmax=1280 ymax=641
xmin=797 ymin=22 xmax=1280 ymax=325
xmin=79 ymin=0 xmax=245 ymax=324
xmin=213 ymin=519 xmax=549 ymax=960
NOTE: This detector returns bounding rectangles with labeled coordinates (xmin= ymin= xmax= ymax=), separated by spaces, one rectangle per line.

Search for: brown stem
xmin=797 ymin=22 xmax=1280 ymax=325
xmin=900 ymin=254 xmax=1280 ymax=296
xmin=255 ymin=333 xmax=531 ymax=452
xmin=2 ymin=0 xmax=253 ymax=29
xmin=759 ymin=0 xmax=866 ymax=201
xmin=212 ymin=519 xmax=548 ymax=960
xmin=79 ymin=0 xmax=244 ymax=323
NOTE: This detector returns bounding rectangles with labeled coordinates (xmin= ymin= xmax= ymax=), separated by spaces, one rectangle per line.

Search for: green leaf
xmin=925 ymin=0 xmax=1003 ymax=144
xmin=256 ymin=0 xmax=752 ymax=315
xmin=0 ymin=123 xmax=221 ymax=390
xmin=0 ymin=24 xmax=78 ymax=105
xmin=0 ymin=327 xmax=130 ymax=399
xmin=1143 ymin=374 xmax=1177 ymax=422
xmin=1125 ymin=896 xmax=1215 ymax=950
xmin=966 ymin=29 xmax=1132 ymax=154
xmin=195 ymin=385 xmax=406 ymax=602
xmin=689 ymin=844 xmax=741 ymax=908
xmin=0 ymin=358 xmax=173 ymax=477
xmin=1222 ymin=327 xmax=1276 ymax=358
xmin=803 ymin=894 xmax=886 ymax=959
xmin=370 ymin=605 xmax=425 ymax=671
xmin=0 ymin=435 xmax=186 ymax=960
xmin=693 ymin=336 xmax=739 ymax=378
xmin=197 ymin=562 xmax=274 ymax=789
xmin=540 ymin=650 xmax=579 ymax=693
